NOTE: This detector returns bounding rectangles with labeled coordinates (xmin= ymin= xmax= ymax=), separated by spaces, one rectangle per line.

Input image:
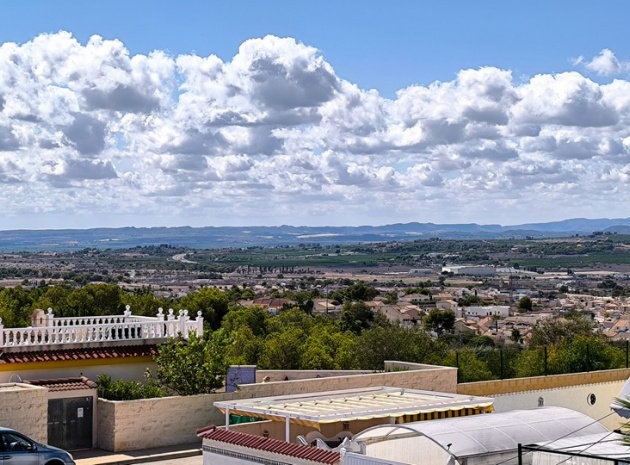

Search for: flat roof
xmin=214 ymin=386 xmax=493 ymax=428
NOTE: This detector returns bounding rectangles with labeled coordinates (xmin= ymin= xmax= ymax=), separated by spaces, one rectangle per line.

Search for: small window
xmin=587 ymin=393 xmax=597 ymax=405
xmin=538 ymin=397 xmax=544 ymax=407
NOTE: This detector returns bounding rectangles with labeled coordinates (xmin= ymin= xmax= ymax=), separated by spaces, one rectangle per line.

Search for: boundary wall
xmin=97 ymin=362 xmax=457 ymax=451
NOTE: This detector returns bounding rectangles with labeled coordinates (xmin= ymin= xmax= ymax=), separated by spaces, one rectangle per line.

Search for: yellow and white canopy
xmin=215 ymin=386 xmax=493 ymax=429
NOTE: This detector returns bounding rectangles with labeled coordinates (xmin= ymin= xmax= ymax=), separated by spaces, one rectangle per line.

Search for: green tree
xmin=510 ymin=328 xmax=522 ymax=344
xmin=65 ymin=284 xmax=124 ymax=317
xmin=180 ymin=287 xmax=229 ymax=330
xmin=528 ymin=315 xmax=593 ymax=348
xmin=517 ymin=296 xmax=533 ymax=312
xmin=459 ymin=295 xmax=484 ymax=306
xmin=0 ymin=286 xmax=33 ymax=327
xmin=338 ymin=301 xmax=374 ymax=335
xmin=149 ymin=330 xmax=229 ymax=395
xmin=356 ymin=325 xmax=443 ymax=370
xmin=124 ymin=290 xmax=172 ymax=317
xmin=32 ymin=285 xmax=72 ymax=316
xmin=441 ymin=349 xmax=495 ymax=382
xmin=222 ymin=306 xmax=270 ymax=337
xmin=423 ymin=309 xmax=455 ymax=336
xmin=226 ymin=326 xmax=265 ymax=366
xmin=258 ymin=330 xmax=305 ymax=369
xmin=266 ymin=307 xmax=313 ymax=335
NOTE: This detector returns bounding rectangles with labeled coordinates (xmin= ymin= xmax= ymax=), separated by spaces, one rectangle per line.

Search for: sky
xmin=2 ymin=1 xmax=630 ymax=229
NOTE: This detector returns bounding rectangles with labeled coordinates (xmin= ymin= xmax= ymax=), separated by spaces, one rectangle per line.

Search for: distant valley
xmin=1 ymin=217 xmax=630 ymax=251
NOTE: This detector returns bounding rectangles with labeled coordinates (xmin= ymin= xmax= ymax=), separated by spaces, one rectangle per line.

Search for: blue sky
xmin=4 ymin=1 xmax=626 ymax=94
xmin=1 ymin=1 xmax=630 ymax=229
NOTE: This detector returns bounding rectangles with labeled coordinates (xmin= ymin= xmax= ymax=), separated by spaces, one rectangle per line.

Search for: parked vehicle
xmin=0 ymin=427 xmax=75 ymax=465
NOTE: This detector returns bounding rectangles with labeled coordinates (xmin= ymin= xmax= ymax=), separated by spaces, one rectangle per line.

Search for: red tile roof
xmin=0 ymin=345 xmax=159 ymax=364
xmin=25 ymin=376 xmax=98 ymax=392
xmin=197 ymin=426 xmax=340 ymax=465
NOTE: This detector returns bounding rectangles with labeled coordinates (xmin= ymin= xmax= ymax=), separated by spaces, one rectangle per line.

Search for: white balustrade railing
xmin=0 ymin=306 xmax=203 ymax=348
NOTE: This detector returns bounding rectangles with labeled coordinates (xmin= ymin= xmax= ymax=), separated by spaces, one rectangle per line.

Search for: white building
xmin=441 ymin=265 xmax=496 ymax=276
xmin=464 ymin=305 xmax=510 ymax=318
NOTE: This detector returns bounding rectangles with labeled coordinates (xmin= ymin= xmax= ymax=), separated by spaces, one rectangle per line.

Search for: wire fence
xmin=451 ymin=340 xmax=630 ymax=383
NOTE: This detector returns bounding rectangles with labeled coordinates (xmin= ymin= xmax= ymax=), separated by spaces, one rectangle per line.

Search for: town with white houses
xmin=2 ymin=256 xmax=630 ymax=465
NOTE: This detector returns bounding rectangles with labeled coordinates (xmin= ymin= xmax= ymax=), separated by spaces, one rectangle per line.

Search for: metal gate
xmin=47 ymin=397 xmax=93 ymax=451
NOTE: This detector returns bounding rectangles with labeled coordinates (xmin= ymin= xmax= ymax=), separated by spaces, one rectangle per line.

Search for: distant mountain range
xmin=1 ymin=217 xmax=630 ymax=252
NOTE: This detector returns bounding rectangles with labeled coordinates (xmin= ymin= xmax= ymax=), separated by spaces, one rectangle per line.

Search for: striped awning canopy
xmin=215 ymin=386 xmax=493 ymax=428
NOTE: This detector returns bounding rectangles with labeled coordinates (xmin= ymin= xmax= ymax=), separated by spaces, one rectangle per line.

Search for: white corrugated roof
xmin=352 ymin=407 xmax=609 ymax=458
xmin=531 ymin=432 xmax=630 ymax=459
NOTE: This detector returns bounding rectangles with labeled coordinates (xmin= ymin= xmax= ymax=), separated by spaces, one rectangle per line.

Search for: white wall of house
xmin=465 ymin=306 xmax=510 ymax=317
xmin=491 ymin=381 xmax=626 ymax=431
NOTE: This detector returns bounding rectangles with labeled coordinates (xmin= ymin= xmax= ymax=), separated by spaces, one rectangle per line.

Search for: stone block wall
xmin=0 ymin=383 xmax=48 ymax=443
xmin=457 ymin=368 xmax=630 ymax=396
xmin=97 ymin=363 xmax=458 ymax=451
xmin=239 ymin=364 xmax=458 ymax=398
xmin=97 ymin=392 xmax=240 ymax=451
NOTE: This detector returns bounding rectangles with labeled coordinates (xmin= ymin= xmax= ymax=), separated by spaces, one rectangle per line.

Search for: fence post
xmin=500 ymin=348 xmax=504 ymax=379
xmin=178 ymin=310 xmax=188 ymax=337
xmin=544 ymin=346 xmax=548 ymax=376
xmin=46 ymin=308 xmax=54 ymax=327
xmin=156 ymin=307 xmax=165 ymax=337
xmin=196 ymin=311 xmax=204 ymax=335
xmin=626 ymin=340 xmax=628 ymax=369
xmin=167 ymin=308 xmax=175 ymax=337
xmin=456 ymin=351 xmax=460 ymax=383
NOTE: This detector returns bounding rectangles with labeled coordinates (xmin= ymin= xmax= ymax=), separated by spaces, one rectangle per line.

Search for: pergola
xmin=214 ymin=386 xmax=494 ymax=441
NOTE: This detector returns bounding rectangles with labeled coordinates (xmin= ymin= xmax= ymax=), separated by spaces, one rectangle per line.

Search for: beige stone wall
xmin=256 ymin=369 xmax=373 ymax=383
xmin=0 ymin=360 xmax=156 ymax=383
xmin=239 ymin=364 xmax=458 ymax=398
xmin=457 ymin=368 xmax=630 ymax=396
xmin=97 ymin=392 xmax=242 ymax=452
xmin=98 ymin=363 xmax=457 ymax=451
xmin=0 ymin=383 xmax=48 ymax=443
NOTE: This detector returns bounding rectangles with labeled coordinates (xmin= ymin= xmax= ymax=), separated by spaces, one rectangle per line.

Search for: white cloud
xmin=2 ymin=32 xmax=630 ymax=227
xmin=581 ymin=49 xmax=625 ymax=76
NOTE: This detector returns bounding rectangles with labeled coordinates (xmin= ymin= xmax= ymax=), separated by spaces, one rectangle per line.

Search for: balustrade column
xmin=156 ymin=308 xmax=165 ymax=337
xmin=196 ymin=311 xmax=204 ymax=335
xmin=0 ymin=317 xmax=4 ymax=346
xmin=178 ymin=310 xmax=188 ymax=337
xmin=46 ymin=308 xmax=54 ymax=327
xmin=167 ymin=309 xmax=176 ymax=337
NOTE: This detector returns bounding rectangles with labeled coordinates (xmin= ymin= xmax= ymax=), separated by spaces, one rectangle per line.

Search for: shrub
xmin=97 ymin=374 xmax=165 ymax=400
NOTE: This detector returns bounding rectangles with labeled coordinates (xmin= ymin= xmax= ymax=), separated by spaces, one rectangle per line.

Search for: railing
xmin=0 ymin=306 xmax=203 ymax=348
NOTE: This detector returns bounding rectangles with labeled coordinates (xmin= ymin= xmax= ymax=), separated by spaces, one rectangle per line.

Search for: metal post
xmin=285 ymin=417 xmax=290 ymax=442
xmin=544 ymin=346 xmax=548 ymax=376
xmin=626 ymin=340 xmax=629 ymax=369
xmin=517 ymin=444 xmax=523 ymax=465
xmin=0 ymin=317 xmax=4 ymax=347
xmin=225 ymin=407 xmax=230 ymax=430
xmin=500 ymin=348 xmax=504 ymax=379
xmin=456 ymin=351 xmax=460 ymax=383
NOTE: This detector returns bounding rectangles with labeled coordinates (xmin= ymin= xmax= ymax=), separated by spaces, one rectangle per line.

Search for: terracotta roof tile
xmin=25 ymin=376 xmax=98 ymax=392
xmin=0 ymin=345 xmax=159 ymax=364
xmin=197 ymin=426 xmax=340 ymax=465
